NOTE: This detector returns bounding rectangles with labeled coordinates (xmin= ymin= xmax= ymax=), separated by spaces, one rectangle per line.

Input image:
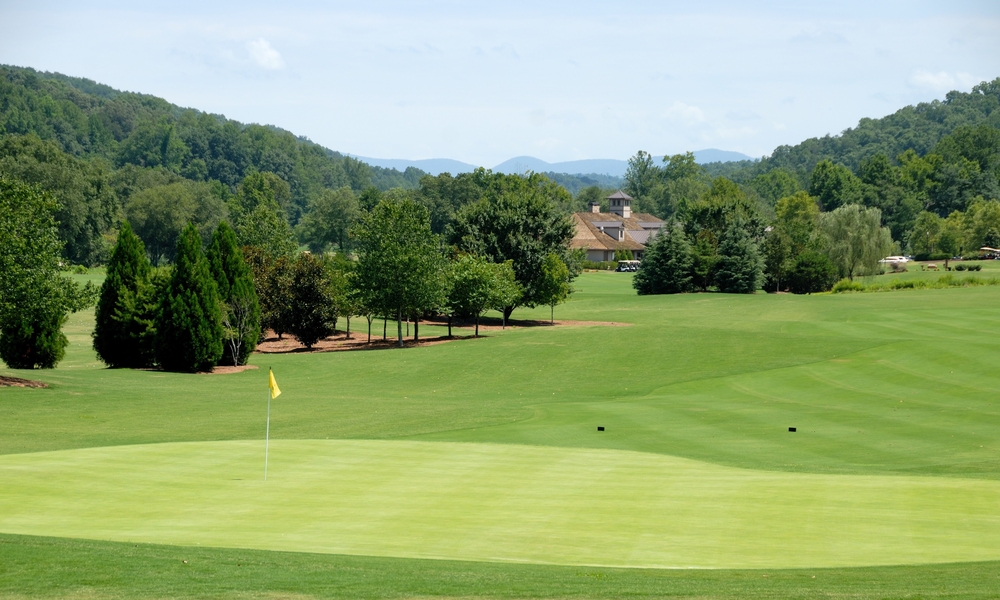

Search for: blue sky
xmin=1 ymin=0 xmax=999 ymax=166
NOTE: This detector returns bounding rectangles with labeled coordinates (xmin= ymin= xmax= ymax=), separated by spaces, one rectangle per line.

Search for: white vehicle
xmin=616 ymin=260 xmax=641 ymax=272
xmin=879 ymin=256 xmax=909 ymax=264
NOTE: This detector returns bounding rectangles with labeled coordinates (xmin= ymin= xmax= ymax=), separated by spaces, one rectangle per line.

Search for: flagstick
xmin=264 ymin=375 xmax=271 ymax=481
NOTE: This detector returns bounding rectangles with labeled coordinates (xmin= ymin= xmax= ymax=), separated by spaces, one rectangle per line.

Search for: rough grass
xmin=4 ymin=533 xmax=1000 ymax=600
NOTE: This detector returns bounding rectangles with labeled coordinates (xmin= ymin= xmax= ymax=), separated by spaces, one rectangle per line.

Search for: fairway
xmin=4 ymin=272 xmax=1000 ymax=595
xmin=2 ymin=439 xmax=999 ymax=569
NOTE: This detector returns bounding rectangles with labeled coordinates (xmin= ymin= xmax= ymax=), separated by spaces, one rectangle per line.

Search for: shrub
xmin=0 ymin=309 xmax=67 ymax=369
xmin=955 ymin=264 xmax=967 ymax=271
xmin=832 ymin=278 xmax=864 ymax=293
xmin=287 ymin=253 xmax=340 ymax=349
xmin=786 ymin=251 xmax=838 ymax=294
xmin=582 ymin=260 xmax=616 ymax=271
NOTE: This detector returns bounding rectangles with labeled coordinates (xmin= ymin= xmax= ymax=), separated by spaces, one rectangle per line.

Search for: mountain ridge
xmin=351 ymin=149 xmax=753 ymax=177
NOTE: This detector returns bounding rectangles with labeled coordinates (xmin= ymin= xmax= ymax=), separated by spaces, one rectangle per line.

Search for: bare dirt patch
xmin=255 ymin=318 xmax=629 ymax=354
xmin=0 ymin=375 xmax=48 ymax=388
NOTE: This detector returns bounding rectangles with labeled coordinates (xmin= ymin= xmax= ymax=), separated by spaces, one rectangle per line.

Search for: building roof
xmin=569 ymin=211 xmax=664 ymax=252
xmin=606 ymin=190 xmax=633 ymax=200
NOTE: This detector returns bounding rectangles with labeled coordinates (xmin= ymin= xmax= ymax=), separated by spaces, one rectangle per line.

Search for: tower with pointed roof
xmin=607 ymin=190 xmax=632 ymax=218
xmin=568 ymin=190 xmax=664 ymax=262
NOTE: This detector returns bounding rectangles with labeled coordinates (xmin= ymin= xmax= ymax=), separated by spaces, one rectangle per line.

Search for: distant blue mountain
xmin=353 ymin=149 xmax=753 ymax=177
xmin=691 ymin=149 xmax=755 ymax=164
xmin=351 ymin=156 xmax=479 ymax=175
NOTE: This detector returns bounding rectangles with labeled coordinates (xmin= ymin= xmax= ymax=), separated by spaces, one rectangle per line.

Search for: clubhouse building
xmin=570 ymin=191 xmax=664 ymax=262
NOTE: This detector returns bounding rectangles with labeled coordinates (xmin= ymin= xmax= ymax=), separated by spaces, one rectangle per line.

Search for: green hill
xmin=707 ymin=79 xmax=1000 ymax=182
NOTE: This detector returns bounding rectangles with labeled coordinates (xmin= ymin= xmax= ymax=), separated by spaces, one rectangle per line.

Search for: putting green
xmin=1 ymin=439 xmax=999 ymax=569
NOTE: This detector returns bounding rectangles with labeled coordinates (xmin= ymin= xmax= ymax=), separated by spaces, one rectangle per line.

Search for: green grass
xmin=3 ymin=440 xmax=998 ymax=569
xmin=4 ymin=534 xmax=1000 ymax=600
xmin=3 ymin=272 xmax=1000 ymax=596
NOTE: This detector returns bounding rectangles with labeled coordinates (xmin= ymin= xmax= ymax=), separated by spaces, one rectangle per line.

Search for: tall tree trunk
xmin=406 ymin=317 xmax=409 ymax=337
xmin=367 ymin=317 xmax=372 ymax=343
xmin=346 ymin=315 xmax=351 ymax=339
xmin=397 ymin=307 xmax=403 ymax=347
xmin=475 ymin=314 xmax=479 ymax=337
xmin=414 ymin=317 xmax=419 ymax=342
xmin=551 ymin=304 xmax=554 ymax=324
xmin=448 ymin=314 xmax=452 ymax=338
xmin=383 ymin=317 xmax=387 ymax=341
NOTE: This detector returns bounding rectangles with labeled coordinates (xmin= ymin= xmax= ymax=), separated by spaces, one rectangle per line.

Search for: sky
xmin=1 ymin=0 xmax=999 ymax=167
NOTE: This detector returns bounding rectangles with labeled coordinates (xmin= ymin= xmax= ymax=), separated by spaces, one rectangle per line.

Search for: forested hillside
xmin=706 ymin=79 xmax=1000 ymax=184
xmin=626 ymin=78 xmax=1000 ymax=252
xmin=3 ymin=62 xmax=999 ymax=269
xmin=0 ymin=65 xmax=424 ymax=263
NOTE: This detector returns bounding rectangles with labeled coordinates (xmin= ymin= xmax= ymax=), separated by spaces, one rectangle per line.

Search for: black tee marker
xmin=788 ymin=427 xmax=797 ymax=432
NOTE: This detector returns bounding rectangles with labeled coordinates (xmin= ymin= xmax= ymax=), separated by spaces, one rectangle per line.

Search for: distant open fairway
xmin=3 ymin=272 xmax=1000 ymax=596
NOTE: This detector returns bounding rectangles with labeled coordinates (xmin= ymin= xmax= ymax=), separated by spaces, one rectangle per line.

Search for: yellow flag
xmin=269 ymin=368 xmax=281 ymax=400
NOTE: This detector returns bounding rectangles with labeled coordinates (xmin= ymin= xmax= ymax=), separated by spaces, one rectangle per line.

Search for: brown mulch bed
xmin=255 ymin=318 xmax=629 ymax=354
xmin=199 ymin=365 xmax=259 ymax=375
xmin=0 ymin=375 xmax=48 ymax=388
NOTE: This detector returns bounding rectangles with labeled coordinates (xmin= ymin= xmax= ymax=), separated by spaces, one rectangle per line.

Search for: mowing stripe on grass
xmin=1 ymin=439 xmax=998 ymax=569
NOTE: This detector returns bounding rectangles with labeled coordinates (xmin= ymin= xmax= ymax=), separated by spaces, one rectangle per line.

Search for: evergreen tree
xmin=93 ymin=222 xmax=154 ymax=368
xmin=154 ymin=224 xmax=223 ymax=372
xmin=208 ymin=222 xmax=261 ymax=365
xmin=633 ymin=222 xmax=694 ymax=295
xmin=715 ymin=220 xmax=764 ymax=294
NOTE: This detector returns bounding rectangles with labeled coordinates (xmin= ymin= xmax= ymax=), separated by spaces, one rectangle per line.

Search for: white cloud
xmin=663 ymin=101 xmax=705 ymax=126
xmin=909 ymin=70 xmax=982 ymax=92
xmin=247 ymin=38 xmax=285 ymax=70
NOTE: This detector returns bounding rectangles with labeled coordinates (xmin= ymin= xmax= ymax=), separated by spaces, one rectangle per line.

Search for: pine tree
xmin=715 ymin=220 xmax=764 ymax=294
xmin=154 ymin=224 xmax=223 ymax=372
xmin=633 ymin=222 xmax=694 ymax=295
xmin=208 ymin=222 xmax=260 ymax=365
xmin=93 ymin=222 xmax=154 ymax=368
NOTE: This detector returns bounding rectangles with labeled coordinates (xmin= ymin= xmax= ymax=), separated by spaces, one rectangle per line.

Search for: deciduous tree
xmin=353 ymin=198 xmax=446 ymax=347
xmin=449 ymin=171 xmax=574 ymax=320
xmin=0 ymin=176 xmax=95 ymax=369
xmin=820 ymin=204 xmax=894 ymax=280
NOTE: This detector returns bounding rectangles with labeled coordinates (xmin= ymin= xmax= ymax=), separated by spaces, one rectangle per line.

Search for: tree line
xmin=0 ymin=169 xmax=576 ymax=370
xmin=632 ymin=177 xmax=896 ymax=296
xmin=625 ymin=79 xmax=999 ymax=247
